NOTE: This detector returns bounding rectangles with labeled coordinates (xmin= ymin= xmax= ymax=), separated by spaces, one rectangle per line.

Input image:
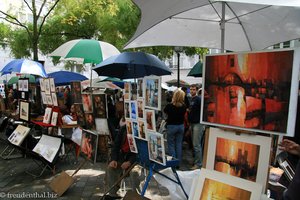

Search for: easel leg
xmin=171 ymin=168 xmax=189 ymax=199
xmin=141 ymin=167 xmax=153 ymax=196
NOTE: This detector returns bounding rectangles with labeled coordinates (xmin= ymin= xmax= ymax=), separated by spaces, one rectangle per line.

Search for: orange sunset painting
xmin=214 ymin=137 xmax=260 ymax=181
xmin=200 ymin=178 xmax=251 ymax=200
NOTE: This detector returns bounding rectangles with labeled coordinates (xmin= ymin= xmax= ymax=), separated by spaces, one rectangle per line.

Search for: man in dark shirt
xmin=105 ymin=125 xmax=137 ymax=198
xmin=188 ymin=84 xmax=205 ymax=169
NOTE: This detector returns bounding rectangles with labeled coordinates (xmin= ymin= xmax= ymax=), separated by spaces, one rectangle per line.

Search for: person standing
xmin=188 ymin=84 xmax=205 ymax=169
xmin=164 ymin=89 xmax=186 ymax=164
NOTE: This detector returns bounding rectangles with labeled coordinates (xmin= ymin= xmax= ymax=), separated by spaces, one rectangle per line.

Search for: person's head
xmin=172 ymin=89 xmax=185 ymax=107
xmin=190 ymin=84 xmax=199 ymax=97
xmin=70 ymin=104 xmax=76 ymax=113
xmin=181 ymin=87 xmax=187 ymax=94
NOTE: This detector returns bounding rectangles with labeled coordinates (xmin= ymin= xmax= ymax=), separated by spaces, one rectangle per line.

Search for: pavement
xmin=0 ymin=133 xmax=195 ymax=200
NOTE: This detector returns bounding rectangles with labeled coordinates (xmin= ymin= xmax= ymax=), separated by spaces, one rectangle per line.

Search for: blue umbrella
xmin=1 ymin=59 xmax=47 ymax=77
xmin=48 ymin=71 xmax=88 ymax=86
xmin=93 ymin=52 xmax=172 ymax=79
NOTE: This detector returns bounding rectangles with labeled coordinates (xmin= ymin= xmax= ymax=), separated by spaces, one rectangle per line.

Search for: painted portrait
xmin=93 ymin=94 xmax=107 ymax=118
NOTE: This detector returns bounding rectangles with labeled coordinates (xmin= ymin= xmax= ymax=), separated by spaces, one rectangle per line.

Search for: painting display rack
xmin=135 ymin=138 xmax=188 ymax=199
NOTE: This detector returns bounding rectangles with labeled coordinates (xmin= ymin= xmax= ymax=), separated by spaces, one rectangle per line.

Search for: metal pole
xmin=221 ymin=2 xmax=225 ymax=53
xmin=177 ymin=52 xmax=180 ymax=88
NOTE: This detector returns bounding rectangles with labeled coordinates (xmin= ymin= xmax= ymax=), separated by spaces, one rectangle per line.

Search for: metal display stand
xmin=135 ymin=138 xmax=188 ymax=199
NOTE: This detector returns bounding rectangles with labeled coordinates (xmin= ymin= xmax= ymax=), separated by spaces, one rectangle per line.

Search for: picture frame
xmin=19 ymin=100 xmax=30 ymax=122
xmin=127 ymin=134 xmax=138 ymax=153
xmin=82 ymin=94 xmax=93 ymax=113
xmin=41 ymin=92 xmax=47 ymax=105
xmin=74 ymin=103 xmax=86 ymax=127
xmin=43 ymin=107 xmax=52 ymax=124
xmin=145 ymin=109 xmax=156 ymax=131
xmin=32 ymin=134 xmax=62 ymax=163
xmin=144 ymin=75 xmax=161 ymax=110
xmin=8 ymin=125 xmax=31 ymax=146
xmin=126 ymin=119 xmax=133 ymax=135
xmin=49 ymin=78 xmax=55 ymax=92
xmin=138 ymin=119 xmax=146 ymax=140
xmin=130 ymin=101 xmax=138 ymax=120
xmin=18 ymin=79 xmax=24 ymax=91
xmin=44 ymin=78 xmax=51 ymax=95
xmin=84 ymin=113 xmax=96 ymax=130
xmin=22 ymin=78 xmax=29 ymax=92
xmin=201 ymin=48 xmax=300 ymax=136
xmin=92 ymin=94 xmax=107 ymax=118
xmin=46 ymin=94 xmax=53 ymax=105
xmin=124 ymin=100 xmax=131 ymax=119
xmin=147 ymin=131 xmax=166 ymax=165
xmin=39 ymin=78 xmax=45 ymax=92
xmin=124 ymin=82 xmax=131 ymax=100
xmin=95 ymin=118 xmax=110 ymax=135
xmin=71 ymin=81 xmax=82 ymax=103
xmin=137 ymin=98 xmax=145 ymax=119
xmin=131 ymin=120 xmax=139 ymax=138
xmin=81 ymin=129 xmax=98 ymax=163
xmin=137 ymin=78 xmax=144 ymax=98
xmin=189 ymin=168 xmax=262 ymax=200
xmin=204 ymin=127 xmax=271 ymax=192
xmin=50 ymin=111 xmax=58 ymax=126
xmin=131 ymin=82 xmax=137 ymax=100
xmin=51 ymin=93 xmax=58 ymax=107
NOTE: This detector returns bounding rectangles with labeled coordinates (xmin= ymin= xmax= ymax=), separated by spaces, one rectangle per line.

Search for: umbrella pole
xmin=90 ymin=64 xmax=93 ymax=88
xmin=221 ymin=2 xmax=225 ymax=53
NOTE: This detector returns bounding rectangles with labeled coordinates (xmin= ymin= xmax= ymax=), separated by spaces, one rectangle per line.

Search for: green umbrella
xmin=7 ymin=74 xmax=36 ymax=85
xmin=187 ymin=61 xmax=203 ymax=77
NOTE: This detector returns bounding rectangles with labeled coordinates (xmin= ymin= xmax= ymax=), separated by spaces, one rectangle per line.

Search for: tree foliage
xmin=0 ymin=0 xmax=61 ymax=61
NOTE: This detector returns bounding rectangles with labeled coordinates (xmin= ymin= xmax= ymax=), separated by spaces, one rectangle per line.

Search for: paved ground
xmin=0 ymin=133 xmax=194 ymax=200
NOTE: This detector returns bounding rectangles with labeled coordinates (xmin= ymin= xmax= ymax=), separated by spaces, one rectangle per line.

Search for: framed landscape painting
xmin=205 ymin=127 xmax=271 ymax=192
xmin=190 ymin=169 xmax=262 ymax=200
xmin=201 ymin=48 xmax=300 ymax=136
xmin=144 ymin=76 xmax=161 ymax=110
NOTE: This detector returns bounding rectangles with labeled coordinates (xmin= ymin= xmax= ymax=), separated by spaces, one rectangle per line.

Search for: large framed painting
xmin=201 ymin=49 xmax=300 ymax=136
xmin=144 ymin=76 xmax=161 ymax=110
xmin=146 ymin=131 xmax=166 ymax=166
xmin=19 ymin=100 xmax=30 ymax=122
xmin=81 ymin=129 xmax=98 ymax=163
xmin=190 ymin=168 xmax=262 ymax=200
xmin=205 ymin=127 xmax=271 ymax=192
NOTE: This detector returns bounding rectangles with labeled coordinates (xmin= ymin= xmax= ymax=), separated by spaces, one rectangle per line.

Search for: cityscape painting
xmin=202 ymin=49 xmax=300 ymax=135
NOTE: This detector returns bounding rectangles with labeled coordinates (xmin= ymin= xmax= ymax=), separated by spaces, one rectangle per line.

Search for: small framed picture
xmin=137 ymin=98 xmax=145 ymax=119
xmin=138 ymin=119 xmax=146 ymax=140
xmin=126 ymin=119 xmax=133 ymax=135
xmin=145 ymin=109 xmax=156 ymax=131
xmin=130 ymin=101 xmax=137 ymax=120
xmin=81 ymin=129 xmax=98 ymax=163
xmin=51 ymin=111 xmax=58 ymax=126
xmin=19 ymin=101 xmax=30 ymax=122
xmin=147 ymin=131 xmax=166 ymax=165
xmin=44 ymin=78 xmax=51 ymax=95
xmin=131 ymin=120 xmax=139 ymax=138
xmin=46 ymin=95 xmax=53 ymax=105
xmin=137 ymin=78 xmax=144 ymax=98
xmin=144 ymin=75 xmax=161 ymax=111
xmin=23 ymin=78 xmax=29 ymax=92
xmin=127 ymin=134 xmax=138 ymax=153
xmin=43 ymin=107 xmax=52 ymax=124
xmin=124 ymin=100 xmax=131 ymax=119
xmin=49 ymin=78 xmax=55 ymax=92
xmin=39 ymin=78 xmax=45 ymax=91
xmin=124 ymin=82 xmax=131 ymax=100
xmin=189 ymin=168 xmax=262 ymax=200
xmin=205 ymin=127 xmax=272 ymax=191
xmin=51 ymin=93 xmax=58 ymax=106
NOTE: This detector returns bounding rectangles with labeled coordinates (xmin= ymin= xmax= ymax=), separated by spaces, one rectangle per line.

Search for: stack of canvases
xmin=124 ymin=75 xmax=167 ymax=166
xmin=189 ymin=48 xmax=300 ymax=200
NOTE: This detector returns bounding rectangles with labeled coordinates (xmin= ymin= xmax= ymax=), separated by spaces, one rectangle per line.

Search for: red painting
xmin=203 ymin=50 xmax=296 ymax=134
